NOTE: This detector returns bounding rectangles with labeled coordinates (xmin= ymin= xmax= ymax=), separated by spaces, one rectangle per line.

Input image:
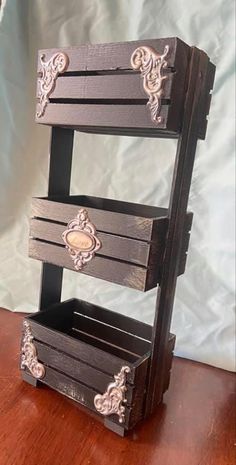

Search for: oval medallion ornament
xmin=62 ymin=208 xmax=101 ymax=270
xmin=65 ymin=230 xmax=95 ymax=252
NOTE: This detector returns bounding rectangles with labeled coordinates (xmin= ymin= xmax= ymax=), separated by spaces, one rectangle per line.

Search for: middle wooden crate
xmin=29 ymin=195 xmax=193 ymax=291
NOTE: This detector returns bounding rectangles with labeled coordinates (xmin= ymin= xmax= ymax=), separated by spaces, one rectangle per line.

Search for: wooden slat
xmin=35 ymin=341 xmax=137 ymax=406
xmin=37 ymin=73 xmax=173 ymax=100
xmin=73 ymin=298 xmax=153 ymax=341
xmin=31 ymin=197 xmax=167 ymax=242
xmin=68 ymin=328 xmax=140 ymax=362
xmin=27 ymin=299 xmax=149 ymax=385
xmin=37 ymin=38 xmax=181 ymax=73
xmin=35 ymin=341 xmax=112 ymax=392
xmin=29 ymin=226 xmax=191 ymax=290
xmin=74 ymin=126 xmax=179 ymax=138
xmin=72 ymin=313 xmax=150 ymax=356
xmin=30 ymin=218 xmax=154 ymax=267
xmin=29 ymin=239 xmax=155 ymax=291
xmin=36 ymin=102 xmax=170 ymax=130
xmin=28 ymin=317 xmax=137 ymax=376
xmin=29 ymin=210 xmax=192 ymax=286
xmin=166 ymin=38 xmax=191 ymax=133
xmin=27 ymin=302 xmax=141 ymax=367
xmin=40 ymin=365 xmax=133 ymax=429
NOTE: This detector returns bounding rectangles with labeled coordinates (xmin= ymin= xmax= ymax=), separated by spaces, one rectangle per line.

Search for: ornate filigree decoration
xmin=36 ymin=52 xmax=69 ymax=118
xmin=130 ymin=45 xmax=169 ymax=123
xmin=21 ymin=321 xmax=45 ymax=379
xmin=62 ymin=208 xmax=102 ymax=271
xmin=94 ymin=366 xmax=131 ymax=423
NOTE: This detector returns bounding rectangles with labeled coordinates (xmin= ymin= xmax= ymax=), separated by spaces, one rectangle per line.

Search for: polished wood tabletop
xmin=0 ymin=307 xmax=235 ymax=465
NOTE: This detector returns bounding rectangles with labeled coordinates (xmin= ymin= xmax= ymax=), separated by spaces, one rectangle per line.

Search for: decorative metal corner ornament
xmin=94 ymin=366 xmax=131 ymax=423
xmin=36 ymin=52 xmax=69 ymax=118
xmin=62 ymin=208 xmax=102 ymax=271
xmin=21 ymin=321 xmax=45 ymax=379
xmin=130 ymin=45 xmax=169 ymax=124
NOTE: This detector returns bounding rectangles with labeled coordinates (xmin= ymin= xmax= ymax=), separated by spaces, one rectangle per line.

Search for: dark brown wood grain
xmin=31 ymin=196 xmax=167 ymax=242
xmin=36 ymin=38 xmax=191 ymax=134
xmin=37 ymin=38 xmax=180 ymax=73
xmin=35 ymin=340 xmax=114 ymax=392
xmin=145 ymin=48 xmax=215 ymax=415
xmin=165 ymin=36 xmax=190 ymax=135
xmin=30 ymin=38 xmax=216 ymax=436
xmin=198 ymin=60 xmax=216 ymax=139
xmin=24 ymin=298 xmax=175 ymax=387
xmin=75 ymin=125 xmax=179 ymax=138
xmin=30 ymin=218 xmax=160 ymax=267
xmin=29 ymin=196 xmax=192 ymax=290
xmin=28 ymin=312 xmax=137 ymax=372
xmin=21 ymin=298 xmax=176 ymax=432
xmin=37 ymin=73 xmax=172 ymax=100
xmin=29 ymin=239 xmax=155 ymax=291
xmin=23 ymin=299 xmax=154 ymax=431
xmin=39 ymin=127 xmax=74 ymax=311
xmin=25 ymin=299 xmax=152 ymax=377
xmin=72 ymin=298 xmax=153 ymax=341
xmin=72 ymin=312 xmax=150 ymax=356
xmin=40 ymin=365 xmax=135 ymax=430
xmin=36 ymin=102 xmax=171 ymax=130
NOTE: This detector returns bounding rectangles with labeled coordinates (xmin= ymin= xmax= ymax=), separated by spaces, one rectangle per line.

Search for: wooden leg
xmin=39 ymin=264 xmax=63 ymax=310
xmin=39 ymin=127 xmax=74 ymax=311
xmin=104 ymin=418 xmax=126 ymax=437
xmin=145 ymin=49 xmax=212 ymax=416
xmin=21 ymin=370 xmax=40 ymax=387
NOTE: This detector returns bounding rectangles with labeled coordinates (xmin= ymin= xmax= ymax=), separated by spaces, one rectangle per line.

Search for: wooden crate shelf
xmin=21 ymin=298 xmax=175 ymax=433
xmin=29 ymin=195 xmax=193 ymax=291
xmin=20 ymin=37 xmax=215 ymax=436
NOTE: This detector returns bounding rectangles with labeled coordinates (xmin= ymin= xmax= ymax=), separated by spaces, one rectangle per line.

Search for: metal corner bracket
xmin=94 ymin=366 xmax=131 ymax=423
xmin=131 ymin=45 xmax=169 ymax=124
xmin=21 ymin=321 xmax=45 ymax=379
xmin=37 ymin=51 xmax=69 ymax=118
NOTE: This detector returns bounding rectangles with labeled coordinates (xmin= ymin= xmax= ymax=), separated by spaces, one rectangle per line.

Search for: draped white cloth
xmin=0 ymin=0 xmax=235 ymax=371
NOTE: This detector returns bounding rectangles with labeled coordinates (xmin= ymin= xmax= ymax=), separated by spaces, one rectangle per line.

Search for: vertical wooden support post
xmin=39 ymin=127 xmax=74 ymax=310
xmin=145 ymin=48 xmax=211 ymax=415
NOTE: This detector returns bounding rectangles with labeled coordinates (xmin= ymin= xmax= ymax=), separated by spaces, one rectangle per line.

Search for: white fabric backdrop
xmin=0 ymin=0 xmax=235 ymax=371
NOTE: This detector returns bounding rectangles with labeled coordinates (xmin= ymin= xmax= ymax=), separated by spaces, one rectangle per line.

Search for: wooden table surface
xmin=0 ymin=308 xmax=235 ymax=465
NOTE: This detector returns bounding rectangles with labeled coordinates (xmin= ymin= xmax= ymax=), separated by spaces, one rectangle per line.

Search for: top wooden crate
xmin=36 ymin=37 xmax=209 ymax=138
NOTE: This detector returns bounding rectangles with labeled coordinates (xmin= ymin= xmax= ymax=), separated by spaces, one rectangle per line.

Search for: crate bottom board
xmin=23 ymin=364 xmax=137 ymax=430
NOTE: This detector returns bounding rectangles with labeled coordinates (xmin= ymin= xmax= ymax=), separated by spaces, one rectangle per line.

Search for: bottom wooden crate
xmin=20 ymin=299 xmax=175 ymax=434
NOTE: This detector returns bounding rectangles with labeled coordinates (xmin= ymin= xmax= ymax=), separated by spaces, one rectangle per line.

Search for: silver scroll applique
xmin=62 ymin=208 xmax=102 ymax=271
xmin=94 ymin=366 xmax=131 ymax=423
xmin=37 ymin=52 xmax=69 ymax=118
xmin=130 ymin=45 xmax=169 ymax=124
xmin=21 ymin=321 xmax=45 ymax=379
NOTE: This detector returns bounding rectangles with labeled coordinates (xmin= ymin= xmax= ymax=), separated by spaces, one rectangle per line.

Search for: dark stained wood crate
xmin=29 ymin=195 xmax=193 ymax=291
xmin=35 ymin=37 xmax=193 ymax=138
xmin=21 ymin=298 xmax=175 ymax=431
